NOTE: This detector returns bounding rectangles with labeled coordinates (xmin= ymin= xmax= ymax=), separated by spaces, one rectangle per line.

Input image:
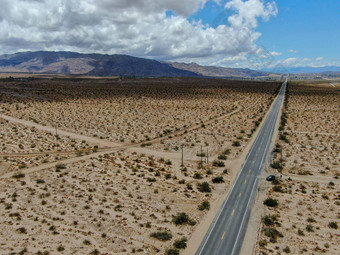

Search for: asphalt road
xmin=196 ymin=80 xmax=287 ymax=255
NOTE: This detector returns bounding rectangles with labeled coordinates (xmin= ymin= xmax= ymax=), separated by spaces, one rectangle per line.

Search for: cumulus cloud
xmin=0 ymin=0 xmax=278 ymax=66
xmin=265 ymin=57 xmax=339 ymax=69
xmin=226 ymin=0 xmax=278 ymax=28
xmin=288 ymin=49 xmax=298 ymax=54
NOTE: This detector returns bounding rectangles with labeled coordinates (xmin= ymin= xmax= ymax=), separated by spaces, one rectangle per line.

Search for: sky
xmin=0 ymin=0 xmax=339 ymax=70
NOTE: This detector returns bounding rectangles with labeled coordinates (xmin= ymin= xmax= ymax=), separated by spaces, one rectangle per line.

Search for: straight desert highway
xmin=196 ymin=79 xmax=287 ymax=255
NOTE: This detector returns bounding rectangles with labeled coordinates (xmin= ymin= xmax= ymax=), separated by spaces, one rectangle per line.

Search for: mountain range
xmin=0 ymin=51 xmax=270 ymax=78
xmin=0 ymin=51 xmax=338 ymax=78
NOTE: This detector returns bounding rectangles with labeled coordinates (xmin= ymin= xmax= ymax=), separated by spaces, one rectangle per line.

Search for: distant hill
xmin=0 ymin=51 xmax=199 ymax=77
xmin=170 ymin=62 xmax=269 ymax=78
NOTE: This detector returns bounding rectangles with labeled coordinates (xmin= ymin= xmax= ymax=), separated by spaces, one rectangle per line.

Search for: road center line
xmin=221 ymin=232 xmax=226 ymax=240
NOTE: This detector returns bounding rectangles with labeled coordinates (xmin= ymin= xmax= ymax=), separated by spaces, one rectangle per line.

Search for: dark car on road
xmin=266 ymin=175 xmax=275 ymax=181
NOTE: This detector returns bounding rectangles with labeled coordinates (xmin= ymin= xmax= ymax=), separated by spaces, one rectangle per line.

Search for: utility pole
xmin=280 ymin=148 xmax=283 ymax=173
xmin=181 ymin=144 xmax=184 ymax=167
xmin=200 ymin=145 xmax=203 ymax=169
xmin=206 ymin=148 xmax=209 ymax=164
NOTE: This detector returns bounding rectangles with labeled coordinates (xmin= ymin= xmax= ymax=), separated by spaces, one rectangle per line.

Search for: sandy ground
xmin=254 ymin=81 xmax=340 ymax=255
xmin=0 ymin=78 xmax=282 ymax=254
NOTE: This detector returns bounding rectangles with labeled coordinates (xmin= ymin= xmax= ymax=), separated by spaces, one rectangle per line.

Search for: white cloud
xmin=0 ymin=0 xmax=278 ymax=66
xmin=226 ymin=0 xmax=278 ymax=28
xmin=270 ymin=51 xmax=282 ymax=56
xmin=288 ymin=49 xmax=298 ymax=54
xmin=267 ymin=57 xmax=340 ymax=69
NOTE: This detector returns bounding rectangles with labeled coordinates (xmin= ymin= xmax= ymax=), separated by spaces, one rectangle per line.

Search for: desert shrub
xmin=307 ymin=217 xmax=316 ymax=223
xmin=262 ymin=214 xmax=278 ymax=226
xmin=55 ymin=164 xmax=66 ymax=170
xmin=322 ymin=194 xmax=329 ymax=200
xmin=232 ymin=141 xmax=240 ymax=147
xmin=271 ymin=161 xmax=280 ymax=169
xmin=173 ymin=212 xmax=189 ymax=225
xmin=173 ymin=237 xmax=187 ymax=249
xmin=147 ymin=178 xmax=156 ymax=182
xmin=283 ymin=246 xmax=291 ymax=253
xmin=306 ymin=224 xmax=314 ymax=232
xmin=272 ymin=178 xmax=281 ymax=185
xmin=189 ymin=219 xmax=196 ymax=226
xmin=5 ymin=203 xmax=13 ymax=210
xmin=90 ymin=250 xmax=100 ymax=255
xmin=222 ymin=149 xmax=230 ymax=155
xmin=36 ymin=179 xmax=45 ymax=184
xmin=150 ymin=231 xmax=172 ymax=241
xmin=198 ymin=201 xmax=210 ymax=211
xmin=12 ymin=172 xmax=25 ymax=179
xmin=165 ymin=248 xmax=179 ymax=255
xmin=83 ymin=239 xmax=91 ymax=245
xmin=264 ymin=198 xmax=278 ymax=207
xmin=193 ymin=173 xmax=202 ymax=179
xmin=297 ymin=229 xmax=304 ymax=236
xmin=259 ymin=240 xmax=267 ymax=247
xmin=328 ymin=222 xmax=338 ymax=229
xmin=217 ymin=155 xmax=227 ymax=160
xmin=272 ymin=185 xmax=282 ymax=192
xmin=198 ymin=182 xmax=211 ymax=193
xmin=57 ymin=245 xmax=64 ymax=252
xmin=223 ymin=169 xmax=228 ymax=174
xmin=212 ymin=176 xmax=224 ymax=183
xmin=263 ymin=227 xmax=283 ymax=239
xmin=213 ymin=160 xmax=225 ymax=167
xmin=17 ymin=227 xmax=27 ymax=234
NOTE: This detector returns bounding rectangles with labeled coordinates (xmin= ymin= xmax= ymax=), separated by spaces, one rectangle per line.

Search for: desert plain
xmin=255 ymin=81 xmax=339 ymax=255
xmin=0 ymin=77 xmax=338 ymax=255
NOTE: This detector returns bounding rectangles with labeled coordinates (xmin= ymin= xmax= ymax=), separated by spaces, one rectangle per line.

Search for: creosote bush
xmin=165 ymin=248 xmax=179 ymax=255
xmin=198 ymin=182 xmax=211 ymax=193
xmin=12 ymin=172 xmax=25 ymax=179
xmin=264 ymin=198 xmax=278 ymax=207
xmin=173 ymin=237 xmax=187 ymax=249
xmin=328 ymin=222 xmax=338 ymax=229
xmin=150 ymin=231 xmax=172 ymax=241
xmin=198 ymin=200 xmax=210 ymax=211
xmin=262 ymin=214 xmax=278 ymax=226
xmin=212 ymin=176 xmax=224 ymax=183
xmin=213 ymin=160 xmax=225 ymax=167
xmin=172 ymin=212 xmax=189 ymax=225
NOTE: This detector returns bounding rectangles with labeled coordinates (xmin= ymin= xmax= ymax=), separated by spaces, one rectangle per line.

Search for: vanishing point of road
xmin=196 ymin=79 xmax=287 ymax=255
